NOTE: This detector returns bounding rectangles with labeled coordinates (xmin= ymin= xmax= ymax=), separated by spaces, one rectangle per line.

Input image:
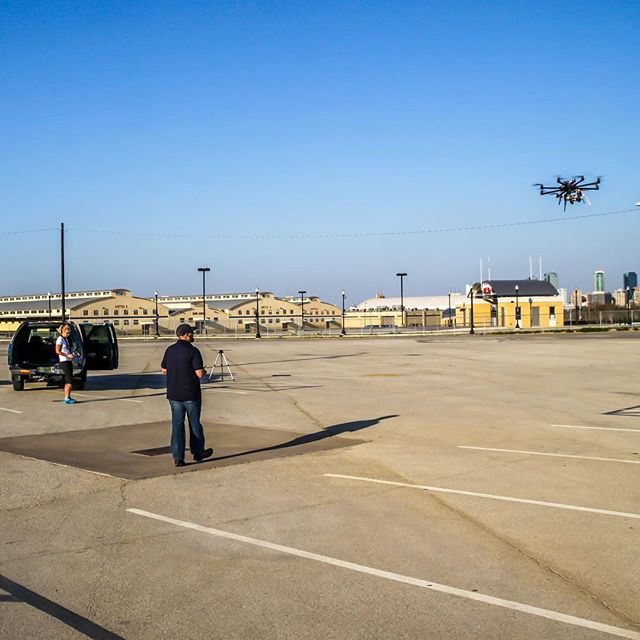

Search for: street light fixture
xmin=197 ymin=267 xmax=210 ymax=336
xmin=515 ymin=284 xmax=520 ymax=329
xmin=154 ymin=290 xmax=159 ymax=337
xmin=396 ymin=272 xmax=407 ymax=328
xmin=341 ymin=291 xmax=346 ymax=336
xmin=469 ymin=288 xmax=475 ymax=334
xmin=255 ymin=288 xmax=262 ymax=338
xmin=298 ymin=290 xmax=306 ymax=332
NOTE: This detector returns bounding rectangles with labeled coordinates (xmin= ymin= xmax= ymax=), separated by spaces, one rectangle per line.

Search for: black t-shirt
xmin=161 ymin=340 xmax=204 ymax=401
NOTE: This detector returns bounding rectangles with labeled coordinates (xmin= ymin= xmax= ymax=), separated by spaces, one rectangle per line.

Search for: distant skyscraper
xmin=593 ymin=270 xmax=605 ymax=293
xmin=544 ymin=272 xmax=560 ymax=290
xmin=623 ymin=272 xmax=638 ymax=291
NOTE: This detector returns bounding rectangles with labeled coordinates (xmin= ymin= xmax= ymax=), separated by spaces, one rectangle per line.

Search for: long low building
xmin=0 ymin=289 xmax=341 ymax=335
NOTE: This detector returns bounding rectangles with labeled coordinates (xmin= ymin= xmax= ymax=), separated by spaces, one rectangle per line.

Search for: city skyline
xmin=1 ymin=2 xmax=639 ymax=303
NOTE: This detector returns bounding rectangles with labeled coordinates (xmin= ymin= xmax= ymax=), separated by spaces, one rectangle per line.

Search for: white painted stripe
xmin=127 ymin=507 xmax=640 ymax=639
xmin=459 ymin=446 xmax=640 ymax=465
xmin=70 ymin=392 xmax=143 ymax=403
xmin=0 ymin=407 xmax=22 ymax=414
xmin=212 ymin=389 xmax=247 ymax=395
xmin=551 ymin=424 xmax=640 ymax=433
xmin=324 ymin=474 xmax=640 ymax=520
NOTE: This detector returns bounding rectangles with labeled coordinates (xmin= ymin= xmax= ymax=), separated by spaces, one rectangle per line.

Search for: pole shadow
xmin=0 ymin=574 xmax=126 ymax=640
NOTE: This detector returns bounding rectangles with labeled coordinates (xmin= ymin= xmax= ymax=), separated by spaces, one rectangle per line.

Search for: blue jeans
xmin=169 ymin=399 xmax=206 ymax=461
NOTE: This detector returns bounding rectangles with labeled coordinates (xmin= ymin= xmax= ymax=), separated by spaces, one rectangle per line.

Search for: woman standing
xmin=55 ymin=324 xmax=77 ymax=405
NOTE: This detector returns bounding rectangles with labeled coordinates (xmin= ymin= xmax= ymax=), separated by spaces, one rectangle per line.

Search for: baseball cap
xmin=176 ymin=323 xmax=196 ymax=336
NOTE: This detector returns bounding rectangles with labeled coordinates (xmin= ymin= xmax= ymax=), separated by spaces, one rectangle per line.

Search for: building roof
xmin=0 ymin=297 xmax=105 ymax=313
xmin=472 ymin=280 xmax=559 ymax=297
xmin=355 ymin=294 xmax=466 ymax=311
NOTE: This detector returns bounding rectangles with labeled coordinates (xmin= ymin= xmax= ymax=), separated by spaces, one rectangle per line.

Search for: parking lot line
xmin=459 ymin=446 xmax=640 ymax=465
xmin=70 ymin=393 xmax=143 ymax=403
xmin=127 ymin=507 xmax=640 ymax=639
xmin=323 ymin=474 xmax=640 ymax=520
xmin=0 ymin=407 xmax=22 ymax=414
xmin=551 ymin=424 xmax=640 ymax=433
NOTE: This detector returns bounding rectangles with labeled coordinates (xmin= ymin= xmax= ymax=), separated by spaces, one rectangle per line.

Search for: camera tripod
xmin=207 ymin=350 xmax=235 ymax=382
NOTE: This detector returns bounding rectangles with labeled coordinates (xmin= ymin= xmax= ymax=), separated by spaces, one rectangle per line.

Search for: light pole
xmin=255 ymin=288 xmax=261 ymax=338
xmin=574 ymin=288 xmax=579 ymax=324
xmin=341 ymin=291 xmax=346 ymax=336
xmin=197 ymin=267 xmax=210 ymax=336
xmin=528 ymin=297 xmax=533 ymax=328
xmin=154 ymin=291 xmax=159 ymax=336
xmin=469 ymin=289 xmax=475 ymax=334
xmin=448 ymin=291 xmax=452 ymax=328
xmin=515 ymin=284 xmax=520 ymax=329
xmin=396 ymin=272 xmax=407 ymax=328
xmin=47 ymin=291 xmax=52 ymax=320
xmin=627 ymin=286 xmax=632 ymax=326
xmin=298 ymin=290 xmax=306 ymax=332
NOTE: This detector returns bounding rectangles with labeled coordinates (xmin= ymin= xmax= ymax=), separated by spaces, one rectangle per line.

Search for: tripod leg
xmin=221 ymin=353 xmax=235 ymax=381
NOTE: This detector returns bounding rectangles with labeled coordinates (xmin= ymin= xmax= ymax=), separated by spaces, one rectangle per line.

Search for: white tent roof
xmin=355 ymin=294 xmax=466 ymax=311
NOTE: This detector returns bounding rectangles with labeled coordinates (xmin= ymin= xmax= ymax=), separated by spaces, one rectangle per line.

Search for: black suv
xmin=8 ymin=321 xmax=119 ymax=391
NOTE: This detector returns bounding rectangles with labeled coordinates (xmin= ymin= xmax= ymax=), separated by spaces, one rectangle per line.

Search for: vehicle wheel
xmin=12 ymin=378 xmax=24 ymax=391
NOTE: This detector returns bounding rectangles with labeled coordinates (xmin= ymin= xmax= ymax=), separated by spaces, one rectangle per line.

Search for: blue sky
xmin=2 ymin=1 xmax=638 ymax=305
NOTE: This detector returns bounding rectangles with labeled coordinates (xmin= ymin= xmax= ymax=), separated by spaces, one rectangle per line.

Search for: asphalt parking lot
xmin=1 ymin=332 xmax=639 ymax=639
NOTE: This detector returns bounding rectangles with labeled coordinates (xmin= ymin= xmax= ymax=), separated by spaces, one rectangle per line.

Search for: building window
xmin=180 ymin=317 xmax=185 ymax=323
xmin=238 ymin=319 xmax=243 ymax=324
xmin=124 ymin=319 xmax=129 ymax=325
xmin=134 ymin=309 xmax=139 ymax=315
xmin=549 ymin=306 xmax=555 ymax=317
xmin=143 ymin=309 xmax=148 ymax=315
xmin=114 ymin=310 xmax=119 ymax=315
xmin=83 ymin=310 xmax=88 ymax=316
xmin=93 ymin=310 xmax=99 ymax=316
xmin=133 ymin=319 xmax=139 ymax=325
xmin=113 ymin=319 xmax=119 ymax=325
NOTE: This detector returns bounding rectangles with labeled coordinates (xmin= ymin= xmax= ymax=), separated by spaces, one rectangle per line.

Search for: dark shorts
xmin=59 ymin=360 xmax=73 ymax=384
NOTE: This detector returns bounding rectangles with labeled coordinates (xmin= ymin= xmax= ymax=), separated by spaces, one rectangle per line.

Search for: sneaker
xmin=193 ymin=448 xmax=214 ymax=463
xmin=174 ymin=459 xmax=186 ymax=467
xmin=63 ymin=398 xmax=78 ymax=405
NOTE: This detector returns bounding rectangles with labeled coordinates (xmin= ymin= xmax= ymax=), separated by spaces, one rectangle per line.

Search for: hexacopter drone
xmin=534 ymin=175 xmax=601 ymax=210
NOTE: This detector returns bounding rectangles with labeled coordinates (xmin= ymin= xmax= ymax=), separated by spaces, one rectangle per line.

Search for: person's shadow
xmin=200 ymin=414 xmax=399 ymax=464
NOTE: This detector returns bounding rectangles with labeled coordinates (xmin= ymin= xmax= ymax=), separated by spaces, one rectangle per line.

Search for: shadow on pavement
xmin=0 ymin=574 xmax=126 ymax=640
xmin=200 ymin=414 xmax=399 ymax=464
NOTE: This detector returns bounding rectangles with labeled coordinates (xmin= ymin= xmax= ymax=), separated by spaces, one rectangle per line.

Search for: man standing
xmin=161 ymin=324 xmax=213 ymax=467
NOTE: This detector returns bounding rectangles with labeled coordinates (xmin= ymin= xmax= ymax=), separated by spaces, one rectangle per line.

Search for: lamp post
xmin=469 ymin=289 xmax=475 ymax=334
xmin=197 ymin=267 xmax=210 ymax=336
xmin=47 ymin=291 xmax=52 ymax=320
xmin=574 ymin=288 xmax=579 ymax=324
xmin=154 ymin=290 xmax=159 ymax=337
xmin=515 ymin=284 xmax=520 ymax=329
xmin=528 ymin=297 xmax=533 ymax=328
xmin=627 ymin=286 xmax=632 ymax=326
xmin=396 ymin=272 xmax=407 ymax=328
xmin=298 ymin=290 xmax=306 ymax=332
xmin=255 ymin=288 xmax=261 ymax=338
xmin=448 ymin=291 xmax=452 ymax=328
xmin=341 ymin=291 xmax=346 ymax=336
